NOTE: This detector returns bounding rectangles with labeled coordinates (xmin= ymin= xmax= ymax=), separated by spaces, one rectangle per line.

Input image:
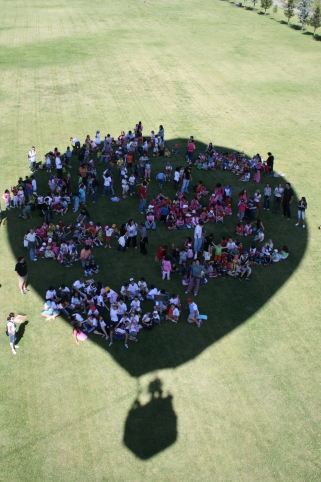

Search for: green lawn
xmin=0 ymin=1 xmax=320 ymax=481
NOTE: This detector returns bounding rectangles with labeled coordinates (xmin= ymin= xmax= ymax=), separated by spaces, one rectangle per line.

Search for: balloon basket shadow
xmin=123 ymin=378 xmax=177 ymax=459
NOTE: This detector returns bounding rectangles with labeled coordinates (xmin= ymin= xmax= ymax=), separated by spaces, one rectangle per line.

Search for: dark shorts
xmin=113 ymin=333 xmax=125 ymax=341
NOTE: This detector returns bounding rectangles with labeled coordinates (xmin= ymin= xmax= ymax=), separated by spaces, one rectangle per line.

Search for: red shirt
xmin=139 ymin=185 xmax=147 ymax=200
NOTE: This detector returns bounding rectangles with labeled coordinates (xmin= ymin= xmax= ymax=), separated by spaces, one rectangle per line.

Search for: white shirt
xmin=46 ymin=289 xmax=57 ymax=299
xmin=73 ymin=313 xmax=84 ymax=322
xmin=147 ymin=288 xmax=159 ymax=299
xmin=117 ymin=302 xmax=127 ymax=314
xmin=29 ymin=149 xmax=36 ymax=162
xmin=110 ymin=308 xmax=118 ymax=322
xmin=55 ymin=157 xmax=62 ymax=169
xmin=128 ymin=283 xmax=139 ymax=295
xmin=194 ymin=224 xmax=202 ymax=240
xmin=73 ymin=280 xmax=85 ymax=291
xmin=32 ymin=179 xmax=37 ymax=191
xmin=172 ymin=308 xmax=180 ymax=318
xmin=130 ymin=300 xmax=141 ymax=310
xmin=103 ymin=175 xmax=111 ymax=186
xmin=26 ymin=232 xmax=36 ymax=243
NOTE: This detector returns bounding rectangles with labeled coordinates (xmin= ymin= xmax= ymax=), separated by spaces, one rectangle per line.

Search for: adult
xmin=185 ymin=259 xmax=204 ymax=296
xmin=80 ymin=246 xmax=92 ymax=268
xmin=282 ymin=182 xmax=294 ymax=220
xmin=14 ymin=256 xmax=28 ymax=294
xmin=263 ymin=183 xmax=271 ymax=210
xmin=273 ymin=183 xmax=284 ymax=214
xmin=187 ymin=139 xmax=196 ymax=163
xmin=158 ymin=125 xmax=164 ymax=142
xmin=138 ymin=181 xmax=148 ymax=214
xmin=28 ymin=146 xmax=37 ymax=172
xmin=186 ymin=298 xmax=201 ymax=327
xmin=194 ymin=220 xmax=204 ymax=253
xmin=253 ymin=158 xmax=263 ymax=183
xmin=182 ymin=167 xmax=192 ymax=193
xmin=91 ymin=175 xmax=99 ymax=203
xmin=266 ymin=152 xmax=274 ymax=177
xmin=296 ymin=196 xmax=307 ymax=228
xmin=70 ymin=137 xmax=80 ymax=149
xmin=140 ymin=222 xmax=148 ymax=255
xmin=126 ymin=219 xmax=138 ymax=248
xmin=73 ymin=184 xmax=86 ymax=212
xmin=25 ymin=228 xmax=37 ymax=262
xmin=102 ymin=170 xmax=112 ymax=196
xmin=55 ymin=155 xmax=62 ymax=177
xmin=7 ymin=313 xmax=19 ymax=355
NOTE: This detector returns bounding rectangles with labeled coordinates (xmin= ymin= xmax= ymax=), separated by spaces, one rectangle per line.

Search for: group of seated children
xmin=41 ymin=277 xmax=183 ymax=348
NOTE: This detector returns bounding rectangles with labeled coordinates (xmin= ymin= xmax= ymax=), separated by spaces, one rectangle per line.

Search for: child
xmin=89 ymin=259 xmax=99 ymax=274
xmin=45 ymin=154 xmax=52 ymax=172
xmin=162 ymin=255 xmax=172 ymax=280
xmin=84 ymin=260 xmax=92 ymax=276
xmin=172 ymin=144 xmax=179 ymax=154
xmin=236 ymin=222 xmax=244 ymax=236
xmin=145 ymin=161 xmax=151 ymax=181
xmin=2 ymin=190 xmax=11 ymax=210
xmin=122 ymin=178 xmax=129 ymax=198
xmin=11 ymin=186 xmax=18 ymax=208
xmin=104 ymin=225 xmax=114 ymax=248
xmin=165 ymin=161 xmax=172 ymax=182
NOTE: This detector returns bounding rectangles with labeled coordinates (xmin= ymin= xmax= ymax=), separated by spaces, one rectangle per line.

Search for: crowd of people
xmin=4 ymin=122 xmax=306 ymax=351
xmin=40 ymin=277 xmax=199 ymax=348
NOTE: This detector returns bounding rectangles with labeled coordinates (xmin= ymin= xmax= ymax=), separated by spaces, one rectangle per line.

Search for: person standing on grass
xmin=282 ymin=182 xmax=294 ymax=220
xmin=138 ymin=181 xmax=149 ymax=214
xmin=7 ymin=313 xmax=20 ymax=355
xmin=186 ymin=139 xmax=196 ymax=163
xmin=263 ymin=183 xmax=271 ymax=210
xmin=194 ymin=220 xmax=204 ymax=253
xmin=273 ymin=183 xmax=283 ymax=214
xmin=28 ymin=146 xmax=36 ymax=172
xmin=162 ymin=255 xmax=172 ymax=281
xmin=185 ymin=259 xmax=204 ymax=296
xmin=14 ymin=256 xmax=28 ymax=294
xmin=296 ymin=196 xmax=307 ymax=228
xmin=25 ymin=228 xmax=37 ymax=262
xmin=140 ymin=222 xmax=148 ymax=255
xmin=266 ymin=152 xmax=274 ymax=177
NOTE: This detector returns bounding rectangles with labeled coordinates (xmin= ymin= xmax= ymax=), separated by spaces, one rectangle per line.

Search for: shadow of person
xmin=15 ymin=320 xmax=29 ymax=344
xmin=123 ymin=378 xmax=177 ymax=459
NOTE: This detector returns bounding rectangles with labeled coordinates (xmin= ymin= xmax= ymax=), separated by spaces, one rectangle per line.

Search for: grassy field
xmin=0 ymin=1 xmax=321 ymax=481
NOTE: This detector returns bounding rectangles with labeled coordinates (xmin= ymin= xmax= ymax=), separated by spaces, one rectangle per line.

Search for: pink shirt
xmin=162 ymin=260 xmax=172 ymax=272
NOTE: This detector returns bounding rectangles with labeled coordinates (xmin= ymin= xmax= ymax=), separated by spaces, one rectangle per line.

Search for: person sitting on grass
xmin=42 ymin=300 xmax=60 ymax=321
xmin=165 ymin=303 xmax=180 ymax=323
xmin=142 ymin=312 xmax=153 ymax=331
xmin=238 ymin=261 xmax=252 ymax=281
xmin=109 ymin=322 xmax=129 ymax=348
xmin=73 ymin=323 xmax=88 ymax=345
xmin=130 ymin=296 xmax=142 ymax=314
